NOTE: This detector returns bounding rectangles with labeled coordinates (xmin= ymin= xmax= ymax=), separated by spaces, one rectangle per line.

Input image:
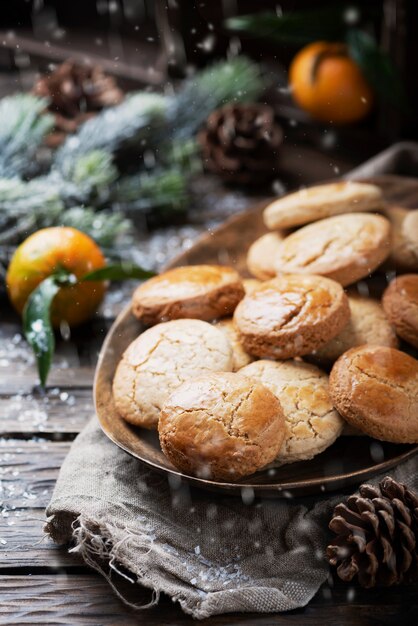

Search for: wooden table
xmin=2 ymin=288 xmax=417 ymax=626
xmin=1 ymin=174 xmax=417 ymax=626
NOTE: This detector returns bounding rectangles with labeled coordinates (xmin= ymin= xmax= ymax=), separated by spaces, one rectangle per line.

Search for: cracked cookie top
xmin=263 ymin=181 xmax=384 ymax=230
xmin=311 ymin=294 xmax=398 ymax=364
xmin=329 ymin=345 xmax=418 ymax=443
xmin=273 ymin=212 xmax=391 ymax=286
xmin=159 ymin=372 xmax=286 ymax=481
xmin=240 ymin=360 xmax=344 ymax=463
xmin=132 ymin=264 xmax=245 ymax=325
xmin=212 ymin=318 xmax=254 ymax=371
xmin=112 ymin=319 xmax=233 ymax=429
xmin=233 ymin=274 xmax=350 ymax=359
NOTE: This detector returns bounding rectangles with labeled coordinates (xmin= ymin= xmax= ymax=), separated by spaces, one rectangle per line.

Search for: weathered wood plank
xmin=1 ymin=504 xmax=417 ymax=617
xmin=0 ymin=440 xmax=69 ymax=509
xmin=0 ymin=389 xmax=93 ymax=435
xmin=0 ymin=316 xmax=106 ymax=393
xmin=0 ymin=575 xmax=416 ymax=625
xmin=0 ymin=366 xmax=95 ymax=395
xmin=0 ymin=509 xmax=82 ymax=570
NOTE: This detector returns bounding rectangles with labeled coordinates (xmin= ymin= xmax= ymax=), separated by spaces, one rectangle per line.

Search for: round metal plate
xmin=94 ymin=175 xmax=418 ymax=497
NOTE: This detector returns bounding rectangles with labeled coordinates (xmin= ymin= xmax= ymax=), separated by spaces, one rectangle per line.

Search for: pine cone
xmin=327 ymin=476 xmax=418 ymax=588
xmin=198 ymin=103 xmax=283 ymax=185
xmin=33 ymin=60 xmax=124 ymax=146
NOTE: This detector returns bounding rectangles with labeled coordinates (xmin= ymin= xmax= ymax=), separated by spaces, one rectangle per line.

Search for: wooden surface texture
xmin=1 ymin=174 xmax=418 ymax=625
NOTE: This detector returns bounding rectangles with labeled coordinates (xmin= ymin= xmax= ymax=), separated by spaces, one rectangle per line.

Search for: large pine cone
xmin=33 ymin=60 xmax=124 ymax=146
xmin=327 ymin=476 xmax=418 ymax=588
xmin=198 ymin=103 xmax=283 ymax=185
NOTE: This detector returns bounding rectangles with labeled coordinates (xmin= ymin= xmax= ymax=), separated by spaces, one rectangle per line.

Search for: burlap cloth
xmin=45 ymin=142 xmax=418 ymax=619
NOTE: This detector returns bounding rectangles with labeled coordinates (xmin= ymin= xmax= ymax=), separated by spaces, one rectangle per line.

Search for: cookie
xmin=240 ymin=360 xmax=344 ymax=463
xmin=247 ymin=232 xmax=284 ymax=280
xmin=112 ymin=319 xmax=233 ymax=429
xmin=384 ymin=206 xmax=418 ymax=271
xmin=243 ymin=278 xmax=262 ymax=294
xmin=233 ymin=274 xmax=350 ymax=359
xmin=159 ymin=372 xmax=286 ymax=480
xmin=213 ymin=318 xmax=254 ymax=370
xmin=311 ymin=295 xmax=398 ymax=364
xmin=382 ymin=274 xmax=418 ymax=349
xmin=329 ymin=345 xmax=418 ymax=443
xmin=263 ymin=181 xmax=384 ymax=230
xmin=273 ymin=213 xmax=391 ymax=286
xmin=132 ymin=265 xmax=245 ymax=325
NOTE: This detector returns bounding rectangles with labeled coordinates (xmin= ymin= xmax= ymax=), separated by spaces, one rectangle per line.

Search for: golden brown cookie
xmin=383 ymin=206 xmax=418 ymax=271
xmin=159 ymin=372 xmax=286 ymax=480
xmin=243 ymin=278 xmax=262 ymax=294
xmin=213 ymin=318 xmax=254 ymax=370
xmin=263 ymin=181 xmax=384 ymax=230
xmin=132 ymin=265 xmax=245 ymax=325
xmin=329 ymin=345 xmax=418 ymax=443
xmin=240 ymin=360 xmax=344 ymax=463
xmin=112 ymin=319 xmax=233 ymax=429
xmin=246 ymin=232 xmax=285 ymax=280
xmin=233 ymin=274 xmax=350 ymax=359
xmin=382 ymin=274 xmax=418 ymax=349
xmin=273 ymin=213 xmax=391 ymax=286
xmin=311 ymin=295 xmax=398 ymax=364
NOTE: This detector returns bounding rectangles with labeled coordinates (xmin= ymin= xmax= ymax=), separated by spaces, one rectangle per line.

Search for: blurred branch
xmin=347 ymin=28 xmax=408 ymax=111
xmin=225 ymin=5 xmax=367 ymax=45
xmin=0 ymin=95 xmax=54 ymax=179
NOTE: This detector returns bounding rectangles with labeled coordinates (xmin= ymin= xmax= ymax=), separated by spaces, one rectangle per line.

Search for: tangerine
xmin=289 ymin=41 xmax=374 ymax=124
xmin=6 ymin=227 xmax=106 ymax=327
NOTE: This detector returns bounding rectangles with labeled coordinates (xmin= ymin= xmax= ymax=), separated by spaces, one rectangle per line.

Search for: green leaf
xmin=23 ymin=270 xmax=76 ymax=387
xmin=346 ymin=28 xmax=408 ymax=110
xmin=81 ymin=264 xmax=155 ymax=282
xmin=225 ymin=6 xmax=359 ymax=45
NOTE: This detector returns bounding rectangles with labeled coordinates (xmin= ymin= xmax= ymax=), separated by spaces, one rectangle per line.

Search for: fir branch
xmin=58 ymin=206 xmax=132 ymax=248
xmin=62 ymin=149 xmax=118 ymax=188
xmin=0 ymin=57 xmax=266 ymax=259
xmin=54 ymin=93 xmax=167 ymax=170
xmin=167 ymin=56 xmax=266 ymax=140
xmin=0 ymin=178 xmax=64 ymax=244
xmin=0 ymin=176 xmax=131 ymax=248
xmin=113 ymin=168 xmax=189 ymax=216
xmin=0 ymin=94 xmax=54 ymax=179
xmin=55 ymin=149 xmax=118 ymax=207
xmin=161 ymin=139 xmax=202 ymax=176
xmin=54 ymin=57 xmax=265 ymax=171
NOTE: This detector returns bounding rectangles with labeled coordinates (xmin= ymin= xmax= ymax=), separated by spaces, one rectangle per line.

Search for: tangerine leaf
xmin=23 ymin=270 xmax=76 ymax=387
xmin=80 ymin=264 xmax=155 ymax=282
xmin=225 ymin=6 xmax=363 ymax=45
xmin=346 ymin=28 xmax=408 ymax=111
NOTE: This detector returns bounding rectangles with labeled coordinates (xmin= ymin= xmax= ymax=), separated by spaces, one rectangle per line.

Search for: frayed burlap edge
xmin=44 ymin=513 xmax=316 ymax=619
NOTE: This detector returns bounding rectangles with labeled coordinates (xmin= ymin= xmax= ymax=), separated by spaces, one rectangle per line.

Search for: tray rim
xmin=94 ymin=174 xmax=418 ymax=497
xmin=94 ymin=303 xmax=418 ymax=498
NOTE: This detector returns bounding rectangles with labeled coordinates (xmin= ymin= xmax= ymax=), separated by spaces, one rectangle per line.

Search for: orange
xmin=6 ymin=227 xmax=106 ymax=327
xmin=289 ymin=41 xmax=374 ymax=124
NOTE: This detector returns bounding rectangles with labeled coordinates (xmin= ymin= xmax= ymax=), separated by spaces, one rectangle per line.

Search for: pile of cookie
xmin=112 ymin=181 xmax=418 ymax=482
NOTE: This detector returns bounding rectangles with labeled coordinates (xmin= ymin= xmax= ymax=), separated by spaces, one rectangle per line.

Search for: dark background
xmin=0 ymin=1 xmax=416 ymax=157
